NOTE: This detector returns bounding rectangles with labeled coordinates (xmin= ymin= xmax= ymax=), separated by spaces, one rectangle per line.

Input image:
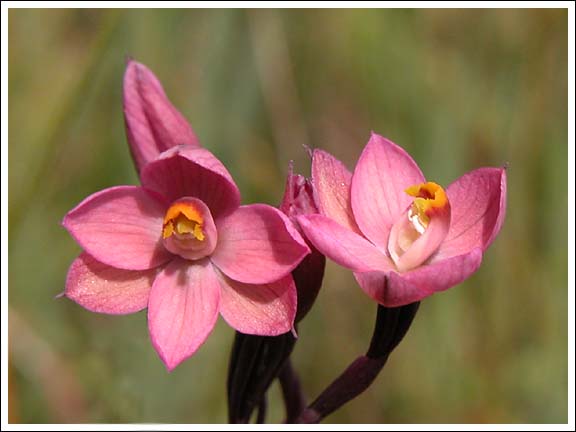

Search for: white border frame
xmin=1 ymin=2 xmax=573 ymax=430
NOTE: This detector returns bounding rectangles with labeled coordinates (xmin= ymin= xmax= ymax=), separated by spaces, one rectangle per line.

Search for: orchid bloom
xmin=63 ymin=61 xmax=310 ymax=372
xmin=297 ymin=133 xmax=506 ymax=307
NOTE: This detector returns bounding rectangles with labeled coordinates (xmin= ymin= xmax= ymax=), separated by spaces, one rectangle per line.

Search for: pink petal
xmin=388 ymin=204 xmax=451 ymax=272
xmin=218 ymin=273 xmax=296 ymax=336
xmin=351 ymin=133 xmax=425 ymax=250
xmin=62 ymin=186 xmax=172 ymax=270
xmin=353 ymin=271 xmax=393 ymax=305
xmin=211 ymin=204 xmax=310 ymax=284
xmin=435 ymin=168 xmax=507 ymax=260
xmin=65 ymin=252 xmax=157 ymax=314
xmin=355 ymin=247 xmax=483 ymax=307
xmin=311 ymin=149 xmax=361 ymax=233
xmin=147 ymin=258 xmax=221 ymax=371
xmin=123 ymin=60 xmax=200 ymax=173
xmin=141 ymin=146 xmax=241 ymax=219
xmin=297 ymin=214 xmax=393 ymax=272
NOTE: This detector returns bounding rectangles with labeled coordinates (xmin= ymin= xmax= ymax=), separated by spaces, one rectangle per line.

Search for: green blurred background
xmin=8 ymin=8 xmax=568 ymax=424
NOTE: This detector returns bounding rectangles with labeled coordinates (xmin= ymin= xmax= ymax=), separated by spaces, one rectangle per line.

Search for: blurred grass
xmin=8 ymin=8 xmax=568 ymax=423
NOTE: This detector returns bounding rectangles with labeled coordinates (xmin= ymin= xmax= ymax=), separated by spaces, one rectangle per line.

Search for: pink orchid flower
xmin=63 ymin=62 xmax=310 ymax=372
xmin=297 ymin=133 xmax=506 ymax=307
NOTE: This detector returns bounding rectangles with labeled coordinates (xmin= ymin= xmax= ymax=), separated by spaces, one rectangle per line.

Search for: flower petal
xmin=65 ymin=252 xmax=157 ymax=314
xmin=351 ymin=133 xmax=425 ymax=249
xmin=147 ymin=258 xmax=221 ymax=371
xmin=211 ymin=204 xmax=310 ymax=284
xmin=123 ymin=60 xmax=200 ymax=173
xmin=218 ymin=273 xmax=296 ymax=336
xmin=311 ymin=149 xmax=360 ymax=233
xmin=62 ymin=186 xmax=172 ymax=270
xmin=297 ymin=214 xmax=393 ymax=272
xmin=435 ymin=168 xmax=507 ymax=260
xmin=388 ymin=204 xmax=451 ymax=272
xmin=141 ymin=146 xmax=241 ymax=219
xmin=356 ymin=247 xmax=483 ymax=307
xmin=353 ymin=271 xmax=392 ymax=306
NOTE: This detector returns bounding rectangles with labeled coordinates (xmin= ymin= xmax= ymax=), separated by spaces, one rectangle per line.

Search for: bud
xmin=280 ymin=164 xmax=326 ymax=322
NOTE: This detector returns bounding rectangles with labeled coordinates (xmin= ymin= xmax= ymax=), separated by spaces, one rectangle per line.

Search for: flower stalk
xmin=278 ymin=359 xmax=307 ymax=423
xmin=227 ymin=331 xmax=297 ymax=423
xmin=295 ymin=300 xmax=420 ymax=423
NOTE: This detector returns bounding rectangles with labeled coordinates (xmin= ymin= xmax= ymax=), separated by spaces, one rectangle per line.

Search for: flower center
xmin=404 ymin=182 xmax=448 ymax=230
xmin=163 ymin=202 xmax=205 ymax=241
xmin=387 ymin=182 xmax=450 ymax=272
xmin=161 ymin=198 xmax=217 ymax=261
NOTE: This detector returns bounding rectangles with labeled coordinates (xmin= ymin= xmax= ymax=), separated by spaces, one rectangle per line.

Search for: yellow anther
xmin=404 ymin=182 xmax=448 ymax=229
xmin=162 ymin=202 xmax=205 ymax=241
xmin=162 ymin=222 xmax=175 ymax=239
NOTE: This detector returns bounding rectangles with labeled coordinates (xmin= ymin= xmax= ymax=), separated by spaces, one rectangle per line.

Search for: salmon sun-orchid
xmin=63 ymin=61 xmax=310 ymax=371
xmin=297 ymin=133 xmax=506 ymax=307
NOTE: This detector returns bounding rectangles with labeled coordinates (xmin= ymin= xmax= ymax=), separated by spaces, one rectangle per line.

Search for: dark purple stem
xmin=256 ymin=395 xmax=267 ymax=424
xmin=227 ymin=331 xmax=296 ymax=423
xmin=295 ymin=355 xmax=386 ymax=423
xmin=294 ymin=301 xmax=420 ymax=423
xmin=278 ymin=358 xmax=307 ymax=423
